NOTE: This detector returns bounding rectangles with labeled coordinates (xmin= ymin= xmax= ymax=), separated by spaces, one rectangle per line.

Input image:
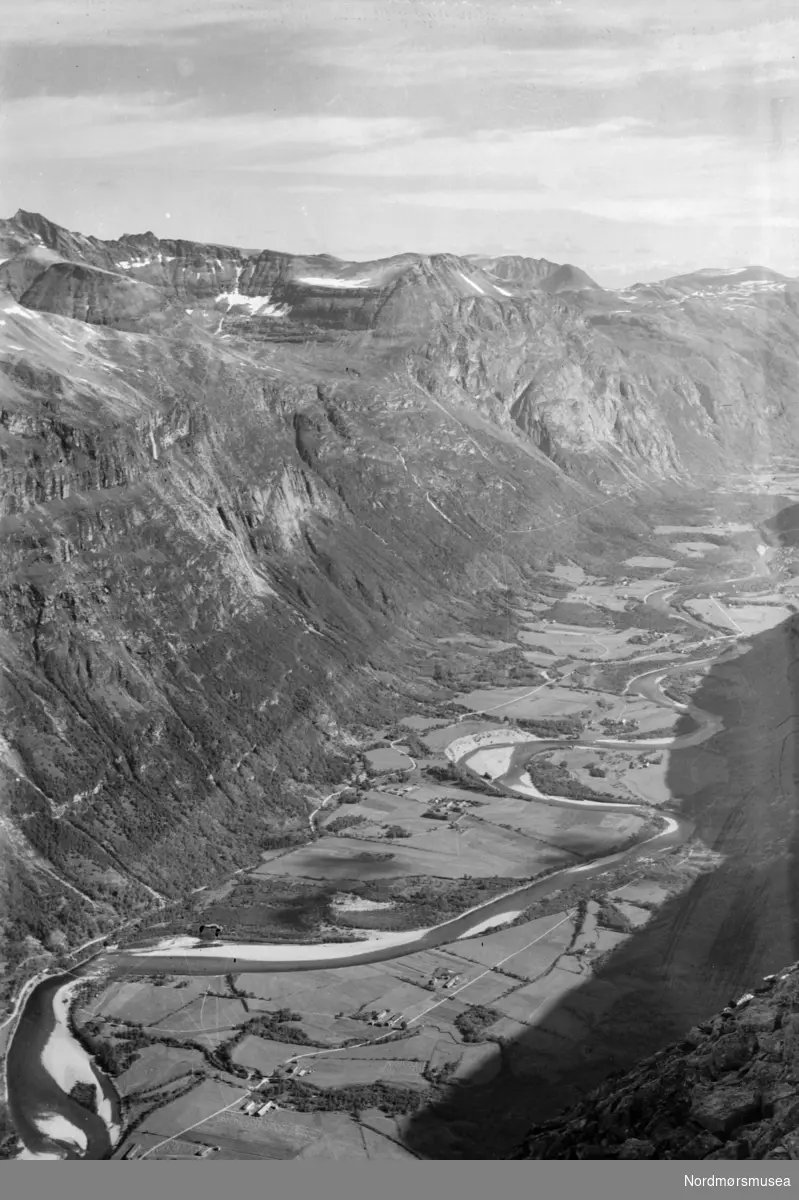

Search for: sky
xmin=1 ymin=0 xmax=799 ymax=285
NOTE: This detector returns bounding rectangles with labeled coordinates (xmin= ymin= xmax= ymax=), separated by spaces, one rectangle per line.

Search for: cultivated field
xmin=254 ymin=822 xmax=576 ymax=881
xmin=672 ymin=541 xmax=721 ymax=558
xmin=624 ymin=556 xmax=676 ymax=569
xmin=90 ymin=977 xmax=213 ymax=1024
xmin=115 ymin=1045 xmax=207 ymax=1095
xmin=721 ymin=603 xmax=794 ymax=634
xmin=653 ymin=524 xmax=754 ymax=536
xmin=119 ymin=1081 xmax=414 ymax=1160
xmin=365 ymin=748 xmax=414 ymax=771
xmin=421 ymin=720 xmax=507 ymax=751
xmin=516 ymin=628 xmax=643 ymax=660
xmin=682 ymin=597 xmax=742 ymax=631
xmin=552 ymin=746 xmax=673 ymax=807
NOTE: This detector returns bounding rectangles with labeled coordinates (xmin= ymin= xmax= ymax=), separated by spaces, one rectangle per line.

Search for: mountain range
xmin=3 ymin=208 xmax=799 ymax=1156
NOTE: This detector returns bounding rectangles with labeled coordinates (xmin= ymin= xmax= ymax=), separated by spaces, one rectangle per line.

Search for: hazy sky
xmin=2 ymin=0 xmax=798 ymax=284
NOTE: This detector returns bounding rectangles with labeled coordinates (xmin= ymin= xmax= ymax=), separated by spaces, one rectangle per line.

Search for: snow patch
xmin=116 ymin=253 xmax=175 ymax=269
xmin=215 ymin=289 xmax=289 ymax=317
xmin=295 ymin=275 xmax=374 ymax=289
xmin=458 ymin=271 xmax=485 ymax=295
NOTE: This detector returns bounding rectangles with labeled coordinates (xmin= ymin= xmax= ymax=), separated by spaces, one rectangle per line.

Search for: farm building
xmin=256 ymin=1101 xmax=280 ymax=1116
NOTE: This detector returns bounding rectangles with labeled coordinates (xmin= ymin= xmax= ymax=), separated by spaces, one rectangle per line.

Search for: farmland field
xmin=253 ymin=823 xmax=574 ymax=880
xmin=624 ymin=556 xmax=676 ymax=569
xmin=365 ymin=748 xmax=414 ymax=771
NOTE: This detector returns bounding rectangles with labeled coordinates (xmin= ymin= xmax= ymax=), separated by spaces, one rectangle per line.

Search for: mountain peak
xmin=662 ymin=264 xmax=793 ymax=290
xmin=539 ymin=262 xmax=601 ymax=293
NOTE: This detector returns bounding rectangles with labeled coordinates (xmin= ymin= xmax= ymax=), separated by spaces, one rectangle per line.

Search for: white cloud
xmin=0 ymin=93 xmax=428 ymax=162
xmin=4 ymin=84 xmax=796 ymax=242
xmin=3 ymin=0 xmax=798 ymax=278
xmin=0 ymin=0 xmax=380 ymax=45
xmin=386 ymin=190 xmax=549 ymax=212
xmin=298 ymin=11 xmax=799 ymax=89
xmin=283 ymin=184 xmax=346 ymax=194
xmin=277 ymin=119 xmax=710 ymax=183
xmin=3 ymin=0 xmax=793 ymax=69
xmin=363 ymin=120 xmax=799 ymax=233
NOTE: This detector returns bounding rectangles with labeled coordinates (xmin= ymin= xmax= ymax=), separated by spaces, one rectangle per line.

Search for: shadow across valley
xmin=404 ymin=611 xmax=799 ymax=1158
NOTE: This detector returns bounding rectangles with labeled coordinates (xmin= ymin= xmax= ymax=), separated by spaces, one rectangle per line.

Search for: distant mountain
xmin=663 ymin=265 xmax=794 ymax=290
xmin=468 ymin=254 xmax=601 ymax=294
xmin=0 ymin=208 xmax=114 ymax=268
xmin=612 ymin=265 xmax=798 ymax=312
xmin=0 ymin=216 xmax=519 ymax=332
xmin=538 ymin=262 xmax=601 ymax=294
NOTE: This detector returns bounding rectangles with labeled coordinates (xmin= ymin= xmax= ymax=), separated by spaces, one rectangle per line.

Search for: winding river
xmin=4 ymin=637 xmax=730 ymax=1158
xmin=6 ymin=971 xmax=121 ymax=1160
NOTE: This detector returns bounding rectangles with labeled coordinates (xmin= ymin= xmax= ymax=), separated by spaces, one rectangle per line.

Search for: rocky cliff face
xmin=517 ymin=964 xmax=799 ymax=1161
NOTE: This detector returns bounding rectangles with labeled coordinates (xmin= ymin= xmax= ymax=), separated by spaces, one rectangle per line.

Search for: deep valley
xmin=3 ymin=210 xmax=799 ymax=1161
